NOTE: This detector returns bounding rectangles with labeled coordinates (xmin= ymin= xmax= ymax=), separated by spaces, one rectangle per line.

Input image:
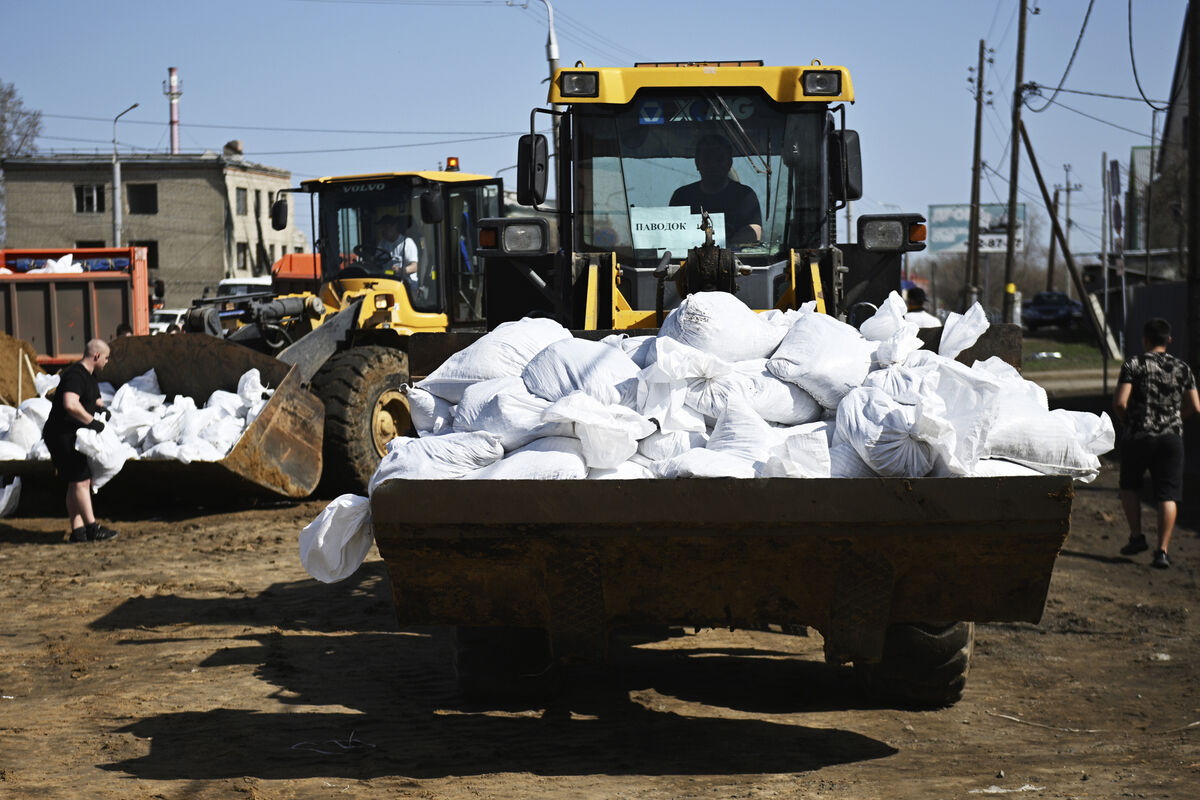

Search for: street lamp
xmin=112 ymin=102 xmax=139 ymax=247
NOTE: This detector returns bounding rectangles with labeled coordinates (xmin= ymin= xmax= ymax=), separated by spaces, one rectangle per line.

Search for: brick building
xmin=0 ymin=142 xmax=306 ymax=307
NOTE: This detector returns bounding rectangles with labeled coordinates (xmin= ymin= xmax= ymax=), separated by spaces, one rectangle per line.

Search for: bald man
xmin=41 ymin=339 xmax=119 ymax=543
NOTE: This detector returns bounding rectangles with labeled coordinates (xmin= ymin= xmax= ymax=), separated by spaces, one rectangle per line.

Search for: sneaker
xmin=87 ymin=523 xmax=119 ymax=542
xmin=68 ymin=527 xmax=90 ymax=543
xmin=1120 ymin=535 xmax=1149 ymax=556
xmin=1152 ymin=550 xmax=1170 ymax=570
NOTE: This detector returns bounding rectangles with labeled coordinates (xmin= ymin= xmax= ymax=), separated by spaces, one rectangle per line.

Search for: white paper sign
xmin=629 ymin=206 xmax=726 ymax=253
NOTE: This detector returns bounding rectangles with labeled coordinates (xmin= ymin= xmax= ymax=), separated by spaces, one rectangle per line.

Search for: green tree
xmin=0 ymin=80 xmax=43 ymax=246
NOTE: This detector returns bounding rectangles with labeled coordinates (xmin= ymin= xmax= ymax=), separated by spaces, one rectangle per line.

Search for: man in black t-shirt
xmin=669 ymin=134 xmax=762 ymax=246
xmin=41 ymin=339 xmax=119 ymax=543
xmin=1113 ymin=318 xmax=1200 ymax=568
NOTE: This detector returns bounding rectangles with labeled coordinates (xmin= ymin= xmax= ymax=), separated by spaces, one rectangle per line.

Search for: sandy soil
xmin=1 ymin=450 xmax=1197 ymax=799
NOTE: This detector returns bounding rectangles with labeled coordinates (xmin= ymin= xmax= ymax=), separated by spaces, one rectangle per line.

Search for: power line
xmin=1024 ymin=0 xmax=1095 ymax=113
xmin=1127 ymin=0 xmax=1173 ymax=111
xmin=41 ymin=113 xmax=519 ymax=136
xmin=1035 ymin=96 xmax=1154 ymax=138
xmin=1027 ymin=84 xmax=1170 ymax=104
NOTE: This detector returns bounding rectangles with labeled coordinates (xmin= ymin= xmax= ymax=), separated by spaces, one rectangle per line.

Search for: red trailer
xmin=0 ymin=247 xmax=150 ymax=366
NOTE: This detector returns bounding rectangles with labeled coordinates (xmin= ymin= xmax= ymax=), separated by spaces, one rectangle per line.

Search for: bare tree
xmin=0 ymin=79 xmax=43 ymax=246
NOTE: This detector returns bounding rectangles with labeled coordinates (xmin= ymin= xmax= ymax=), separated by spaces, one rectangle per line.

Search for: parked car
xmin=1021 ymin=291 xmax=1083 ymax=331
xmin=148 ymin=308 xmax=188 ymax=335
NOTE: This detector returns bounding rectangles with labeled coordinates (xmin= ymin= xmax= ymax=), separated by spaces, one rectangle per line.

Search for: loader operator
xmin=669 ymin=134 xmax=763 ymax=246
xmin=41 ymin=339 xmax=119 ymax=543
xmin=376 ymin=215 xmax=420 ymax=283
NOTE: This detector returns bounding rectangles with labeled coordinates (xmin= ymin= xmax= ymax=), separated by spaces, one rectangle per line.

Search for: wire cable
xmin=1127 ymin=0 xmax=1172 ymax=111
xmin=1036 ymin=96 xmax=1154 ymax=138
xmin=41 ymin=113 xmax=520 ymax=136
xmin=1024 ymin=0 xmax=1095 ymax=113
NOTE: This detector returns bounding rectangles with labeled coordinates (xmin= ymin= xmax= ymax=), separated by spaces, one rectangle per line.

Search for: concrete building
xmin=0 ymin=142 xmax=306 ymax=307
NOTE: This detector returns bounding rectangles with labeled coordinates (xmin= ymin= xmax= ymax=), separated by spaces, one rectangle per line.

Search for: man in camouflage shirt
xmin=1113 ymin=318 xmax=1200 ymax=569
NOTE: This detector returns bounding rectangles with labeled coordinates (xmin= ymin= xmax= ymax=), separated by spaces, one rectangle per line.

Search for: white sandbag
xmin=588 ymin=454 xmax=657 ymax=479
xmin=205 ymin=389 xmax=246 ymax=418
xmin=939 ymin=302 xmax=989 ymax=359
xmin=452 ymin=376 xmax=527 ymax=430
xmin=659 ymin=291 xmax=786 ymax=362
xmin=0 ymin=405 xmax=15 ymax=434
xmin=969 ymin=458 xmax=1044 ymax=477
xmin=369 ymin=431 xmax=505 ymax=494
xmin=522 ymin=337 xmax=641 ymax=407
xmin=872 ymin=323 xmax=924 ymax=367
xmin=756 ymin=422 xmax=832 ymax=478
xmin=4 ymin=413 xmax=43 ymax=453
xmin=982 ymin=403 xmax=1101 ymax=480
xmin=0 ymin=477 xmax=21 ymax=517
xmin=145 ymin=396 xmax=198 ymax=446
xmin=602 ymin=333 xmax=658 ymax=368
xmin=705 ymin=394 xmax=779 ymax=464
xmin=635 ymin=337 xmax=718 ymax=433
xmin=299 ymin=494 xmax=375 ymax=583
xmin=417 ymin=317 xmax=572 ymax=403
xmin=17 ymin=397 xmax=52 ymax=429
xmin=759 ymin=308 xmax=802 ymax=329
xmin=403 ymin=385 xmax=454 ymax=437
xmin=836 ymin=386 xmax=933 ymax=477
xmin=35 ymin=372 xmax=60 ymax=398
xmin=542 ymin=391 xmax=657 ymax=469
xmin=972 ymin=356 xmax=1048 ymax=409
xmin=654 ymin=448 xmax=758 ymax=478
xmin=28 ymin=440 xmax=49 ymax=460
xmin=141 ymin=441 xmax=183 ymax=461
xmin=110 ymin=379 xmax=166 ymax=414
xmin=461 ymin=388 xmax=571 ymax=451
xmin=466 ymin=436 xmax=587 ymax=480
xmin=200 ymin=414 xmax=246 ymax=454
xmin=687 ymin=359 xmax=822 ymax=426
xmin=862 ymin=364 xmax=932 ymax=405
xmin=110 ymin=405 xmax=161 ymax=449
xmin=829 ymin=440 xmax=876 ymax=478
xmin=1051 ymin=409 xmax=1115 ymax=457
xmin=911 ymin=358 xmax=1002 ymax=475
xmin=858 ymin=291 xmax=909 ymax=341
xmin=638 ymin=428 xmax=708 ymax=461
xmin=75 ymin=425 xmax=138 ymax=490
xmin=0 ymin=441 xmax=27 ymax=460
xmin=767 ymin=311 xmax=876 ymax=409
xmin=237 ymin=368 xmax=269 ymax=402
xmin=126 ymin=368 xmax=163 ymax=395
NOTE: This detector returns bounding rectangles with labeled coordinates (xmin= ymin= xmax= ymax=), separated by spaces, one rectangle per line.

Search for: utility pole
xmin=966 ymin=39 xmax=987 ymax=309
xmin=1045 ymin=188 xmax=1060 ymax=291
xmin=1002 ymin=0 xmax=1028 ymax=323
xmin=1101 ymin=151 xmax=1110 ymax=394
xmin=1145 ymin=109 xmax=1157 ymax=284
xmin=538 ymin=0 xmax=562 ymax=192
xmin=111 ymin=102 xmax=139 ymax=247
xmin=1055 ymin=164 xmax=1082 ymax=298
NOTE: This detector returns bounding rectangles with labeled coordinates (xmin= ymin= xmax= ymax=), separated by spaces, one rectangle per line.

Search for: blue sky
xmin=2 ymin=0 xmax=1186 ymax=266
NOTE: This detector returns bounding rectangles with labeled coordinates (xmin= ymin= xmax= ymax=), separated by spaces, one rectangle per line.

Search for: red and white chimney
xmin=163 ymin=67 xmax=183 ymax=154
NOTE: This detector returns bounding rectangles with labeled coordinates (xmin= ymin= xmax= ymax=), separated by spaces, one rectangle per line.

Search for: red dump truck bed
xmin=0 ymin=247 xmax=150 ymax=366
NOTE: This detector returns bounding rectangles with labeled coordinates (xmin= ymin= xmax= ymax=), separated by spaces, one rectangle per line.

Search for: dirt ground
xmin=2 ymin=429 xmax=1198 ymax=797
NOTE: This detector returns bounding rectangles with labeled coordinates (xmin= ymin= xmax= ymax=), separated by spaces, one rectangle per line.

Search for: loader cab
xmin=480 ymin=63 xmax=924 ymax=329
xmin=295 ymin=172 xmax=502 ymax=325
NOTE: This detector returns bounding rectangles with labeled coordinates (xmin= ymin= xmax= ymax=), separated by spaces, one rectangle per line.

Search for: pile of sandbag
xmin=0 ymin=367 xmax=275 ymax=490
xmin=299 ymin=292 xmax=1114 ymax=582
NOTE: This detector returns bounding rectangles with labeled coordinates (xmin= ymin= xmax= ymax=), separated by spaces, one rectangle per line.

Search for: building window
xmin=75 ymin=240 xmax=106 ymax=249
xmin=236 ymin=187 xmax=248 ymax=216
xmin=74 ymin=184 xmax=105 ymax=214
xmin=269 ymin=244 xmax=275 ymax=264
xmin=255 ymin=189 xmax=262 ymax=217
xmin=128 ymin=184 xmax=158 ymax=215
xmin=280 ymin=245 xmax=288 ymax=257
xmin=237 ymin=242 xmax=249 ymax=271
xmin=130 ymin=240 xmax=159 ymax=271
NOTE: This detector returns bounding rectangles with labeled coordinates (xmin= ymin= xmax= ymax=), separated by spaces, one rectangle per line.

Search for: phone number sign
xmin=927 ymin=203 xmax=1025 ymax=254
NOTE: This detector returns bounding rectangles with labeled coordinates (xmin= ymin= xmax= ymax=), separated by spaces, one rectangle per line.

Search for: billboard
xmin=928 ymin=203 xmax=1025 ymax=254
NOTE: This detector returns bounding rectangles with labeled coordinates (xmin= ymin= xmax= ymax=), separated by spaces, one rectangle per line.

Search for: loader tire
xmin=311 ymin=346 xmax=411 ymax=495
xmin=856 ymin=622 xmax=974 ymax=708
xmin=452 ymin=626 xmax=559 ymax=703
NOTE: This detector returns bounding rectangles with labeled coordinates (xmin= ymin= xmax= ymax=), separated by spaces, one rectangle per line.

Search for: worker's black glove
xmin=97 ymin=408 xmax=111 ymax=421
xmin=87 ymin=418 xmax=105 ymax=433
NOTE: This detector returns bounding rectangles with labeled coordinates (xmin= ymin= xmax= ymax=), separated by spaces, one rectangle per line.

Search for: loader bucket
xmin=0 ymin=334 xmax=324 ymax=500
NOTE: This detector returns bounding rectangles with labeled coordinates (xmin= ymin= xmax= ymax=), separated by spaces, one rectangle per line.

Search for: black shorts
xmin=1119 ymin=432 xmax=1184 ymax=503
xmin=44 ymin=429 xmax=92 ymax=484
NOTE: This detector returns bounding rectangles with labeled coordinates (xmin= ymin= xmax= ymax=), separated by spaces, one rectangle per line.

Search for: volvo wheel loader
xmin=366 ymin=61 xmax=1069 ymax=708
xmin=186 ymin=166 xmax=503 ymax=493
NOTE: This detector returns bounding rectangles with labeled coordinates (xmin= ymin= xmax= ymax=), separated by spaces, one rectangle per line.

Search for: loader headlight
xmin=802 ymin=70 xmax=842 ymax=96
xmin=559 ymin=71 xmax=599 ymax=97
xmin=503 ymin=223 xmax=545 ymax=253
xmin=477 ymin=217 xmax=551 ymax=256
xmin=306 ymin=296 xmax=326 ymax=316
xmin=858 ymin=214 xmax=928 ymax=253
xmin=374 ymin=293 xmax=394 ymax=310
